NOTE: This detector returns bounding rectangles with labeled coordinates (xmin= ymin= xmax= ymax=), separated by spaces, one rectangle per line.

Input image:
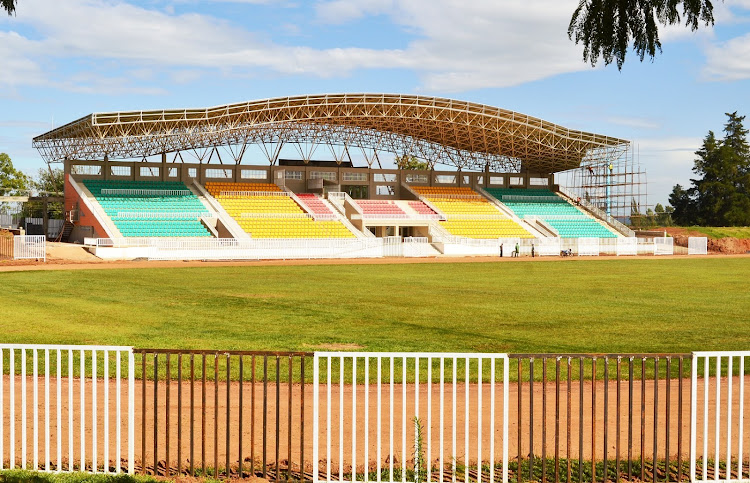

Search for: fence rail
xmin=0 ymin=344 xmax=134 ymax=474
xmin=13 ymin=235 xmax=46 ymax=261
xmin=100 ymin=189 xmax=191 ymax=196
xmin=690 ymin=351 xmax=750 ymax=483
xmin=313 ymin=353 xmax=510 ymax=483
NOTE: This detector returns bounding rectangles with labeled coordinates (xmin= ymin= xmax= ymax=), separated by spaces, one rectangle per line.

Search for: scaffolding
xmin=556 ymin=143 xmax=647 ymax=224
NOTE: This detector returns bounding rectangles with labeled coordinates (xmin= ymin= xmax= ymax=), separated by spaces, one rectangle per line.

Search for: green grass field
xmin=1 ymin=257 xmax=749 ymax=354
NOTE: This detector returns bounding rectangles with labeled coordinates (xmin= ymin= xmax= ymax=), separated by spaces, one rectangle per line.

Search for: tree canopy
xmin=0 ymin=153 xmax=30 ymax=196
xmin=32 ymin=167 xmax=64 ymax=196
xmin=668 ymin=112 xmax=750 ymax=226
xmin=395 ymin=154 xmax=429 ymax=170
xmin=568 ymin=0 xmax=716 ymax=69
xmin=2 ymin=0 xmax=16 ymax=15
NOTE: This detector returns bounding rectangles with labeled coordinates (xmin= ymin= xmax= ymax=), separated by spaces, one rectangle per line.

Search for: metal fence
xmin=313 ymin=353 xmax=510 ymax=483
xmin=133 ymin=349 xmax=312 ymax=479
xmin=13 ymin=235 xmax=46 ymax=261
xmin=4 ymin=347 xmax=749 ymax=482
xmin=0 ymin=344 xmax=135 ymax=473
xmin=511 ymin=354 xmax=692 ymax=483
xmin=688 ymin=237 xmax=708 ymax=256
xmin=654 ymin=237 xmax=674 ymax=256
xmin=690 ymin=351 xmax=750 ymax=483
xmin=0 ymin=235 xmax=12 ymax=259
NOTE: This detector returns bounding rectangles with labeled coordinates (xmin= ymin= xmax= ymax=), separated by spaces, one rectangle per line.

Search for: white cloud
xmin=634 ymin=137 xmax=702 ymax=203
xmin=1 ymin=0 xmax=734 ymax=96
xmin=316 ymin=0 xmax=592 ymax=90
xmin=0 ymin=0 xmax=595 ymax=93
xmin=703 ymin=33 xmax=750 ymax=81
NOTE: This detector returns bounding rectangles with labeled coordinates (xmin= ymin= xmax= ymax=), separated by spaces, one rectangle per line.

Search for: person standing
xmin=500 ymin=243 xmax=504 ymax=258
xmin=514 ymin=242 xmax=520 ymax=257
xmin=531 ymin=243 xmax=535 ymax=258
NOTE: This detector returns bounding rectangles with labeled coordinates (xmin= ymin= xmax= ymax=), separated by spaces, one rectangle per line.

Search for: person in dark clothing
xmin=531 ymin=243 xmax=535 ymax=257
xmin=500 ymin=243 xmax=503 ymax=257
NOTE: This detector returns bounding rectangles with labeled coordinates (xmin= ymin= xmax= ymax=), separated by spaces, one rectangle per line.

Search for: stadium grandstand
xmin=32 ymin=93 xmax=642 ymax=259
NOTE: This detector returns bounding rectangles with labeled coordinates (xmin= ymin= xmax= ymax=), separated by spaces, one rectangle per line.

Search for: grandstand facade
xmin=35 ymin=94 xmax=638 ymax=257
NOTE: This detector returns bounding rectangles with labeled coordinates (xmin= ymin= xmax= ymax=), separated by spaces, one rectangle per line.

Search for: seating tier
xmin=206 ymin=182 xmax=354 ymax=239
xmin=485 ymin=188 xmax=617 ymax=238
xmin=411 ymin=186 xmax=533 ymax=239
xmin=83 ymin=180 xmax=212 ymax=237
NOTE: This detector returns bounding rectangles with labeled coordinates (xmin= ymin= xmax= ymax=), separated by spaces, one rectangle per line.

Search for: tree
xmin=32 ymin=167 xmax=64 ymax=195
xmin=668 ymin=112 xmax=750 ymax=226
xmin=668 ymin=184 xmax=696 ymax=225
xmin=2 ymin=0 xmax=17 ymax=15
xmin=0 ymin=153 xmax=30 ymax=196
xmin=568 ymin=0 xmax=716 ymax=70
xmin=395 ymin=154 xmax=429 ymax=170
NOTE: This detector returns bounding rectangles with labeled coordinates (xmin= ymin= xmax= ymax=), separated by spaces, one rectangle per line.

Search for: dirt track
xmin=0 ymin=250 xmax=744 ymax=274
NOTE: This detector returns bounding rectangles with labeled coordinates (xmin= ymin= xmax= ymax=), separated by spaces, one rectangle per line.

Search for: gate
xmin=383 ymin=236 xmax=404 ymax=257
xmin=577 ymin=238 xmax=600 ymax=256
xmin=14 ymin=235 xmax=46 ymax=261
xmin=313 ymin=352 xmax=510 ymax=483
xmin=0 ymin=344 xmax=135 ymax=473
xmin=654 ymin=237 xmax=674 ymax=255
xmin=688 ymin=237 xmax=708 ymax=255
xmin=690 ymin=351 xmax=750 ymax=483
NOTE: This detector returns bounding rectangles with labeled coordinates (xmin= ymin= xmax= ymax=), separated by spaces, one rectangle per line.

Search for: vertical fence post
xmin=313 ymin=354 xmax=319 ymax=483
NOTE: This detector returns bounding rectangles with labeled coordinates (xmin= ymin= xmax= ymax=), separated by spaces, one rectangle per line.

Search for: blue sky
xmin=2 ymin=0 xmax=750 ymax=206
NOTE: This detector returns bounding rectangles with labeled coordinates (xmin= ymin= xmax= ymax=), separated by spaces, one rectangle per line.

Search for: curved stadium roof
xmin=33 ymin=93 xmax=628 ymax=173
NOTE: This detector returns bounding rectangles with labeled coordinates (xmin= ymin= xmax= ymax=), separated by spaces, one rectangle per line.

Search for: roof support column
xmin=161 ymin=152 xmax=167 ymax=181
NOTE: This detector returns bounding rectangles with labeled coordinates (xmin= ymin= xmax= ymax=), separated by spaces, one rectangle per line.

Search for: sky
xmin=2 ymin=0 xmax=750 ymax=206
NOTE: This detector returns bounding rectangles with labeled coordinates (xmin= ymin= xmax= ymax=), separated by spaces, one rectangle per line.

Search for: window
xmin=462 ymin=175 xmax=470 ymax=185
xmin=530 ymin=177 xmax=549 ymax=186
xmin=476 ymin=175 xmax=484 ymax=185
xmin=435 ymin=175 xmax=456 ymax=184
xmin=139 ymin=167 xmax=159 ymax=177
xmin=376 ymin=185 xmax=395 ymax=196
xmin=205 ymin=168 xmax=232 ymax=179
xmin=71 ymin=165 xmax=101 ymax=176
xmin=285 ymin=171 xmax=303 ymax=180
xmin=342 ymin=172 xmax=367 ymax=182
xmin=110 ymin=166 xmax=131 ymax=177
xmin=242 ymin=169 xmax=267 ymax=180
xmin=490 ymin=176 xmax=504 ymax=186
xmin=509 ymin=176 xmax=524 ymax=186
xmin=167 ymin=167 xmax=177 ymax=178
xmin=310 ymin=171 xmax=336 ymax=181
xmin=188 ymin=168 xmax=197 ymax=178
xmin=374 ymin=173 xmax=397 ymax=182
xmin=405 ymin=173 xmax=428 ymax=183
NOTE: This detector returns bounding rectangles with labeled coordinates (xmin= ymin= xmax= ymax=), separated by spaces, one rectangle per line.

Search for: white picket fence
xmin=313 ymin=352 xmax=510 ymax=483
xmin=0 ymin=345 xmax=135 ymax=474
xmin=13 ymin=235 xmax=46 ymax=261
xmin=690 ymin=351 xmax=750 ymax=483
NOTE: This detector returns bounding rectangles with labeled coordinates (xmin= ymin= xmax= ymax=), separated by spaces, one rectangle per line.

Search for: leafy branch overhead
xmin=569 ymin=0 xmax=716 ymax=69
xmin=2 ymin=0 xmax=16 ymax=15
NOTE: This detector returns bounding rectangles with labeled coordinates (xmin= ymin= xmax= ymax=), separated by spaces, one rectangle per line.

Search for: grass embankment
xmin=677 ymin=226 xmax=750 ymax=239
